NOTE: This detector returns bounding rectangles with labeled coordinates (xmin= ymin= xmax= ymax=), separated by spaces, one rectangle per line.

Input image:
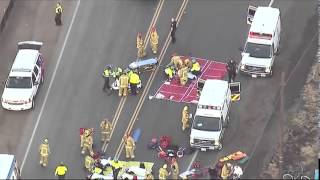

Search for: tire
xmin=31 ymin=99 xmax=35 ymax=109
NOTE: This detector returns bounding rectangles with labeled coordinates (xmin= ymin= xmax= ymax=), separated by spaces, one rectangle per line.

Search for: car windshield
xmin=6 ymin=76 xmax=32 ymax=88
xmin=245 ymin=42 xmax=271 ymax=58
xmin=193 ymin=116 xmax=221 ymax=131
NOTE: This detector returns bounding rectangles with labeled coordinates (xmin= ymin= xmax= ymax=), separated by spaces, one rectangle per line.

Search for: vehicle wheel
xmin=41 ymin=75 xmax=44 ymax=84
xmin=31 ymin=99 xmax=35 ymax=109
xmin=216 ymin=144 xmax=223 ymax=151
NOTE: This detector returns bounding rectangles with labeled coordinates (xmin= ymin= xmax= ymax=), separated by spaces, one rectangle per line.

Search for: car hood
xmin=2 ymin=88 xmax=33 ymax=101
xmin=241 ymin=53 xmax=272 ymax=67
xmin=190 ymin=128 xmax=221 ymax=141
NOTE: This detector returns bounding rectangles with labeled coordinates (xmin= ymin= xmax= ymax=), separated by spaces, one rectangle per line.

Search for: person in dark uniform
xmin=170 ymin=18 xmax=177 ymax=43
xmin=227 ymin=59 xmax=237 ymax=83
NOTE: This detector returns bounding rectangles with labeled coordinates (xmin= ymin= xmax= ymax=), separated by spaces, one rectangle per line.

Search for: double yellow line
xmin=113 ymin=0 xmax=189 ymax=160
xmin=101 ymin=0 xmax=165 ymax=152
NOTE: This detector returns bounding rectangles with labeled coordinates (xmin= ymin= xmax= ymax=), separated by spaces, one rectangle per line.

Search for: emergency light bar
xmin=197 ymin=105 xmax=221 ymax=110
xmin=249 ymin=32 xmax=272 ymax=40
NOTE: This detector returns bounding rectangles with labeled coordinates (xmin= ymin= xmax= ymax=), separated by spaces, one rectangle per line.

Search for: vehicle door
xmin=32 ymin=64 xmax=40 ymax=95
xmin=36 ymin=55 xmax=44 ymax=82
xmin=247 ymin=5 xmax=257 ymax=25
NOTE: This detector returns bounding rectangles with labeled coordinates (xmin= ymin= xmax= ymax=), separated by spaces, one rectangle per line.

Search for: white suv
xmin=1 ymin=41 xmax=44 ymax=111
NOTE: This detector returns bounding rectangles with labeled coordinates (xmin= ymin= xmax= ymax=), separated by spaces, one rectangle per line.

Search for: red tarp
xmin=153 ymin=57 xmax=227 ymax=104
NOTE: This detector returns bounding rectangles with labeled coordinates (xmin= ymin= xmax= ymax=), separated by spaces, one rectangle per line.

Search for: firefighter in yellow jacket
xmin=119 ymin=72 xmax=129 ymax=97
xmin=137 ymin=32 xmax=146 ymax=58
xmin=39 ymin=138 xmax=50 ymax=167
xmin=100 ymin=119 xmax=112 ymax=143
xmin=81 ymin=128 xmax=94 ymax=156
xmin=159 ymin=164 xmax=170 ymax=179
xmin=150 ymin=26 xmax=159 ymax=54
xmin=171 ymin=158 xmax=179 ymax=179
xmin=178 ymin=66 xmax=189 ymax=86
xmin=181 ymin=106 xmax=190 ymax=131
xmin=123 ymin=133 xmax=135 ymax=159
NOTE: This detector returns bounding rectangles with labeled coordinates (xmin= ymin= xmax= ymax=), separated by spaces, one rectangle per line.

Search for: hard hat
xmin=60 ymin=161 xmax=64 ymax=165
xmin=151 ymin=26 xmax=156 ymax=32
xmin=183 ymin=106 xmax=188 ymax=111
xmin=192 ymin=58 xmax=196 ymax=63
xmin=171 ymin=18 xmax=175 ymax=22
xmin=163 ymin=164 xmax=167 ymax=169
xmin=44 ymin=138 xmax=48 ymax=143
xmin=230 ymin=59 xmax=234 ymax=63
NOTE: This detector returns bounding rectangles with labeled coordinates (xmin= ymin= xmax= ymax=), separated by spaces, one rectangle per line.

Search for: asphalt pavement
xmin=1 ymin=0 xmax=316 ymax=179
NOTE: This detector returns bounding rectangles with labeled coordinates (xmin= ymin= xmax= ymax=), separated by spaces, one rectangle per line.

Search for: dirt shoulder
xmin=260 ymin=61 xmax=319 ymax=179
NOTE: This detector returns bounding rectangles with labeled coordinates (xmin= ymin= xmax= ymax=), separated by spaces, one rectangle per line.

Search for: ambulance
xmin=190 ymin=79 xmax=231 ymax=151
xmin=239 ymin=6 xmax=281 ymax=77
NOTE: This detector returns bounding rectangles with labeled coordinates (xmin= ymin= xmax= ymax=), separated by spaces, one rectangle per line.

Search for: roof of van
xmin=9 ymin=49 xmax=39 ymax=77
xmin=0 ymin=154 xmax=15 ymax=179
xmin=198 ymin=79 xmax=229 ymax=107
xmin=250 ymin=6 xmax=280 ymax=35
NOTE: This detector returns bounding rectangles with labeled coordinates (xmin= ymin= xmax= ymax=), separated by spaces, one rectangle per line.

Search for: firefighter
xmin=102 ymin=66 xmax=112 ymax=91
xmin=171 ymin=55 xmax=184 ymax=70
xmin=80 ymin=129 xmax=94 ymax=156
xmin=184 ymin=58 xmax=193 ymax=69
xmin=55 ymin=162 xmax=68 ymax=179
xmin=164 ymin=65 xmax=175 ymax=81
xmin=39 ymin=138 xmax=50 ymax=167
xmin=221 ymin=163 xmax=233 ymax=179
xmin=100 ymin=119 xmax=112 ymax=143
xmin=129 ymin=71 xmax=140 ymax=96
xmin=178 ymin=66 xmax=189 ymax=86
xmin=171 ymin=158 xmax=179 ymax=179
xmin=55 ymin=2 xmax=63 ymax=26
xmin=123 ymin=133 xmax=135 ymax=159
xmin=227 ymin=59 xmax=237 ymax=83
xmin=191 ymin=59 xmax=201 ymax=76
xmin=145 ymin=172 xmax=154 ymax=180
xmin=84 ymin=154 xmax=95 ymax=172
xmin=150 ymin=26 xmax=159 ymax=54
xmin=158 ymin=164 xmax=170 ymax=179
xmin=137 ymin=32 xmax=146 ymax=58
xmin=112 ymin=67 xmax=123 ymax=80
xmin=119 ymin=72 xmax=129 ymax=97
xmin=181 ymin=105 xmax=190 ymax=131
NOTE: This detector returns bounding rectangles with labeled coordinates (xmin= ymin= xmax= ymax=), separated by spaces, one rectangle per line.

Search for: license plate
xmin=252 ymin=74 xmax=257 ymax=78
xmin=200 ymin=148 xmax=207 ymax=152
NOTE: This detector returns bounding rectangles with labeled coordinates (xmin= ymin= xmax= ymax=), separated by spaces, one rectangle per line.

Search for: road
xmin=0 ymin=0 xmax=315 ymax=179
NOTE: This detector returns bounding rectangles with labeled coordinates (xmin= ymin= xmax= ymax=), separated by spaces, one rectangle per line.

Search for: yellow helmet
xmin=44 ymin=138 xmax=48 ymax=143
xmin=183 ymin=106 xmax=188 ymax=111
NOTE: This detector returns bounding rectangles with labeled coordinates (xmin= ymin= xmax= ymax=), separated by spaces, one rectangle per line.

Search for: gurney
xmin=129 ymin=58 xmax=158 ymax=72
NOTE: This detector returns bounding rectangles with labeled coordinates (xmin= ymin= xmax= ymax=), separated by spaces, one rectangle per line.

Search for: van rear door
xmin=230 ymin=82 xmax=241 ymax=101
xmin=247 ymin=5 xmax=257 ymax=25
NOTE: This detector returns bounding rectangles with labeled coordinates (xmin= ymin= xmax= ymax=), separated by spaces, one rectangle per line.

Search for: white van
xmin=190 ymin=79 xmax=231 ymax=151
xmin=239 ymin=6 xmax=281 ymax=77
xmin=1 ymin=41 xmax=44 ymax=111
xmin=0 ymin=154 xmax=20 ymax=179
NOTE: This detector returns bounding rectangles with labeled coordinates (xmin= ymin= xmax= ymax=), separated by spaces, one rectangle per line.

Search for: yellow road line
xmin=114 ymin=0 xmax=189 ymax=159
xmin=101 ymin=0 xmax=165 ymax=152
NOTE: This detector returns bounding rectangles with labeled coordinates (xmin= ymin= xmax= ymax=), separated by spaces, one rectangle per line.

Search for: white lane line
xmin=268 ymin=0 xmax=274 ymax=7
xmin=20 ymin=0 xmax=81 ymax=173
xmin=186 ymin=150 xmax=199 ymax=171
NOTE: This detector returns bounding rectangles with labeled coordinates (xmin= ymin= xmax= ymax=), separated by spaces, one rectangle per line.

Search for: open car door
xmin=230 ymin=82 xmax=241 ymax=102
xmin=247 ymin=5 xmax=257 ymax=25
